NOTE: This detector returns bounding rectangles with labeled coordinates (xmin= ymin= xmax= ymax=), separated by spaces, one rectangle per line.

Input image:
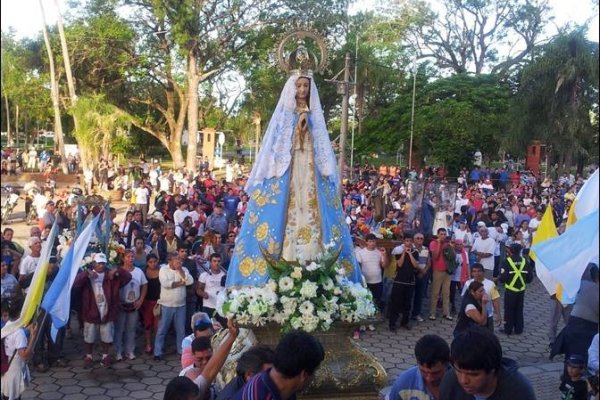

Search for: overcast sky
xmin=2 ymin=0 xmax=599 ymax=42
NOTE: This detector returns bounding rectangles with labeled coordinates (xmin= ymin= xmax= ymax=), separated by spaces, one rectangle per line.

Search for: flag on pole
xmin=530 ymin=204 xmax=559 ymax=296
xmin=532 ymin=209 xmax=599 ymax=301
xmin=41 ymin=214 xmax=100 ymax=341
xmin=1 ymin=219 xmax=59 ymax=339
xmin=567 ymin=169 xmax=599 ymax=227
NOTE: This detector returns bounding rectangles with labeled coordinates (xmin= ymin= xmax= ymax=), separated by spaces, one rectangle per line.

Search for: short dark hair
xmin=273 ymin=331 xmax=325 ymax=378
xmin=236 ymin=345 xmax=275 ymax=379
xmin=451 ymin=327 xmax=502 ymax=373
xmin=509 ymin=243 xmax=523 ymax=255
xmin=210 ymin=253 xmax=221 ymax=261
xmin=467 ymin=280 xmax=484 ymax=293
xmin=191 ymin=336 xmax=212 ymax=353
xmin=437 ymin=228 xmax=447 ymax=234
xmin=471 ymin=263 xmax=484 ymax=272
xmin=414 ymin=335 xmax=450 ymax=368
xmin=365 ymin=233 xmax=377 ymax=241
xmin=146 ymin=253 xmax=158 ymax=262
xmin=163 ymin=376 xmax=199 ymax=400
xmin=8 ymin=297 xmax=24 ymax=321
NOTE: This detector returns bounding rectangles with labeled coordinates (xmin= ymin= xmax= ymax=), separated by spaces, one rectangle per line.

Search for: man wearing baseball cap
xmin=73 ymin=252 xmax=132 ymax=368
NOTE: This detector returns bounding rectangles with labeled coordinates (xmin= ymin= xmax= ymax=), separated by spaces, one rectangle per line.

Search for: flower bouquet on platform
xmin=217 ymin=242 xmax=377 ymax=333
xmin=81 ymin=238 xmax=126 ymax=269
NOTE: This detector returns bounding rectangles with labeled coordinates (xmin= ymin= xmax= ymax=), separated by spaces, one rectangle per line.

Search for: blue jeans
xmin=154 ymin=305 xmax=186 ymax=357
xmin=114 ymin=310 xmax=139 ymax=356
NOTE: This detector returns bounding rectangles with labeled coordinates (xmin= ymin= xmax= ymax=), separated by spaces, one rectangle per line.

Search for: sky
xmin=1 ymin=0 xmax=599 ymax=42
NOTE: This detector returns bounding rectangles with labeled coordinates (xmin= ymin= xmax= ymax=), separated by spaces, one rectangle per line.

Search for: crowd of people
xmin=1 ymin=158 xmax=598 ymax=400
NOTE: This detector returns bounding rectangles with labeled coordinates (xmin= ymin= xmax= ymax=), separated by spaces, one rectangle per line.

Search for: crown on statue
xmin=277 ymin=29 xmax=328 ymax=77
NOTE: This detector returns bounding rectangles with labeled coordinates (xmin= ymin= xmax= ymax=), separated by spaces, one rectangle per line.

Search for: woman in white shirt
xmin=518 ymin=220 xmax=532 ymax=249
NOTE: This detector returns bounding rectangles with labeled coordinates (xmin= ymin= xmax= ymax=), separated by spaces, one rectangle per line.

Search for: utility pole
xmin=338 ymin=52 xmax=352 ymax=194
xmin=349 ymin=34 xmax=359 ymax=182
xmin=408 ymin=61 xmax=417 ymax=169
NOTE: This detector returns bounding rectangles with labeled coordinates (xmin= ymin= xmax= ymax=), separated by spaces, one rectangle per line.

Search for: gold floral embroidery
xmin=297 ymin=226 xmax=312 ymax=245
xmin=332 ymin=226 xmax=341 ymax=241
xmin=248 ymin=213 xmax=258 ymax=225
xmin=251 ymin=189 xmax=261 ymax=200
xmin=234 ymin=242 xmax=245 ymax=255
xmin=256 ymin=223 xmax=269 ymax=242
xmin=270 ymin=182 xmax=281 ymax=195
xmin=267 ymin=238 xmax=281 ymax=256
xmin=256 ymin=258 xmax=267 ymax=275
xmin=341 ymin=259 xmax=353 ymax=276
xmin=239 ymin=257 xmax=254 ymax=277
xmin=256 ymin=195 xmax=267 ymax=207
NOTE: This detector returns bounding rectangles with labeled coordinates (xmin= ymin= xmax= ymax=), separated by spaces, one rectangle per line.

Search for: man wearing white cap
xmin=73 ymin=252 xmax=132 ymax=368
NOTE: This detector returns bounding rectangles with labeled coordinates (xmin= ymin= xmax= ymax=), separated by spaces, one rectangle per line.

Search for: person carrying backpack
xmin=1 ymin=298 xmax=39 ymax=400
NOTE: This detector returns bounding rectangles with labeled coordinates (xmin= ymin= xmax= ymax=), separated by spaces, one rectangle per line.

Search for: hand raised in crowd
xmin=227 ymin=318 xmax=239 ymax=339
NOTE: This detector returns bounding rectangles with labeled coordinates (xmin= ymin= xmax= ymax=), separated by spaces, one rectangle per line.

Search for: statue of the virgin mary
xmin=226 ymin=35 xmax=363 ymax=287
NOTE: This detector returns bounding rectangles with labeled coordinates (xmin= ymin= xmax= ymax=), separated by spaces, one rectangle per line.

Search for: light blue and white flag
xmin=41 ymin=214 xmax=100 ymax=341
xmin=532 ymin=209 xmax=599 ymax=301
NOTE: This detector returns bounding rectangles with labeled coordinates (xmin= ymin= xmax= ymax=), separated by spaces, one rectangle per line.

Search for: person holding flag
xmin=1 ymin=298 xmax=39 ymax=400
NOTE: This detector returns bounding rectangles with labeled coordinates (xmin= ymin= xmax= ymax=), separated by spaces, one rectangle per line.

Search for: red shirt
xmin=429 ymin=240 xmax=448 ymax=272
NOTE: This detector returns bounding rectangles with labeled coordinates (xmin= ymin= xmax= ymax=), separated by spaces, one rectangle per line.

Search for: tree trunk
xmin=1 ymin=81 xmax=11 ymax=146
xmin=186 ymin=50 xmax=200 ymax=173
xmin=563 ymin=147 xmax=573 ymax=175
xmin=39 ymin=0 xmax=68 ymax=174
xmin=170 ymin=140 xmax=184 ymax=169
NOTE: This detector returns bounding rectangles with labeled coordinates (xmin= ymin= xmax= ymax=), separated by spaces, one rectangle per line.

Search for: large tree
xmin=1 ymin=33 xmax=52 ymax=146
xmin=405 ymin=0 xmax=551 ymax=76
xmin=360 ymin=72 xmax=511 ymax=175
xmin=509 ymin=29 xmax=599 ymax=173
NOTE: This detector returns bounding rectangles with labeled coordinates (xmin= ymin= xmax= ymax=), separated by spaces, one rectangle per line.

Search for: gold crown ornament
xmin=277 ymin=30 xmax=328 ymax=78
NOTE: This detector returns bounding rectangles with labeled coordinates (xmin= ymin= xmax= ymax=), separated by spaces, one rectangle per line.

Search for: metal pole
xmin=338 ymin=52 xmax=351 ymax=194
xmin=408 ymin=63 xmax=417 ymax=169
xmin=349 ymin=35 xmax=359 ymax=183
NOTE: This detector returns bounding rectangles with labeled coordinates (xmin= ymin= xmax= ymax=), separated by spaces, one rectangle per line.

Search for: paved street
xmin=2 ymin=198 xmax=565 ymax=400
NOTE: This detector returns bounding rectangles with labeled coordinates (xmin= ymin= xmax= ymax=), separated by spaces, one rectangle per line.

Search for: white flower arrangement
xmin=57 ymin=229 xmax=74 ymax=260
xmin=83 ymin=238 xmax=126 ymax=268
xmin=217 ymin=245 xmax=377 ymax=332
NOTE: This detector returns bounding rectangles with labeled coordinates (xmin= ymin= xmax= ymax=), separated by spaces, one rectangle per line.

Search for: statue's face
xmin=295 ymin=77 xmax=310 ymax=101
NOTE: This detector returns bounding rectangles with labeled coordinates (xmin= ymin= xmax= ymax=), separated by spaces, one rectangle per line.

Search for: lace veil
xmin=245 ymin=75 xmax=339 ymax=190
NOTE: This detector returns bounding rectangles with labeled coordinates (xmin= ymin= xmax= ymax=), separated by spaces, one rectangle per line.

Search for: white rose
xmin=322 ymin=278 xmax=334 ymax=291
xmin=278 ymin=277 xmax=294 ymax=292
xmin=299 ymin=281 xmax=318 ymax=299
xmin=299 ymin=301 xmax=315 ymax=316
xmin=266 ymin=279 xmax=278 ymax=292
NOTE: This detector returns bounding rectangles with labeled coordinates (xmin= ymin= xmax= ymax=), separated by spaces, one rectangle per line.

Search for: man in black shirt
xmin=388 ymin=232 xmax=420 ymax=332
